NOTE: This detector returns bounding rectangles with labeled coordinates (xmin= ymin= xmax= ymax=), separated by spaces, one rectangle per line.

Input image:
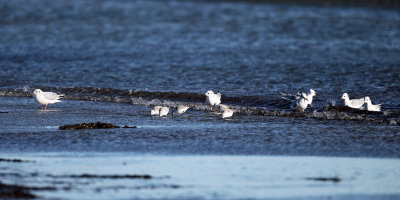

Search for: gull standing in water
xmin=279 ymin=89 xmax=316 ymax=106
xmin=173 ymin=105 xmax=189 ymax=116
xmin=364 ymin=96 xmax=381 ymax=112
xmin=159 ymin=107 xmax=169 ymax=117
xmin=293 ymin=97 xmax=309 ymax=112
xmin=33 ymin=89 xmax=64 ymax=110
xmin=341 ymin=93 xmax=365 ymax=109
xmin=150 ymin=106 xmax=162 ymax=115
xmin=278 ymin=90 xmax=309 ymax=112
xmin=205 ymin=90 xmax=221 ymax=109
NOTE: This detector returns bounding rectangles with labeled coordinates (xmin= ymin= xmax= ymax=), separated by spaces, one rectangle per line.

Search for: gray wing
xmin=350 ymin=98 xmax=365 ymax=107
xmin=279 ymin=91 xmax=300 ymax=102
xmin=42 ymin=92 xmax=63 ymax=100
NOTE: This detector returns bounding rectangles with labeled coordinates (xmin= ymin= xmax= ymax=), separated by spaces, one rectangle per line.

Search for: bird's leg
xmin=41 ymin=105 xmax=43 ymax=110
xmin=45 ymin=104 xmax=47 ymax=110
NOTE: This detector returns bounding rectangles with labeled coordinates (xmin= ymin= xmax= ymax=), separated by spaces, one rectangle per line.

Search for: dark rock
xmin=0 ymin=111 xmax=8 ymax=113
xmin=59 ymin=122 xmax=120 ymax=130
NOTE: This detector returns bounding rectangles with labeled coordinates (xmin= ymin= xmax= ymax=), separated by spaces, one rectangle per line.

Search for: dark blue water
xmin=1 ymin=0 xmax=399 ymax=99
xmin=1 ymin=0 xmax=400 ymax=199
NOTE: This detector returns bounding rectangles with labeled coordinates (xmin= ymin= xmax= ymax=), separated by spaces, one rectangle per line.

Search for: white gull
xmin=341 ymin=93 xmax=365 ymax=109
xmin=205 ymin=90 xmax=221 ymax=108
xmin=33 ymin=89 xmax=64 ymax=110
xmin=364 ymin=96 xmax=381 ymax=112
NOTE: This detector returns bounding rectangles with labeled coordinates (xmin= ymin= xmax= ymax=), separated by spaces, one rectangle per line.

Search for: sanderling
xmin=173 ymin=105 xmax=189 ymax=116
xmin=150 ymin=106 xmax=162 ymax=115
xmin=159 ymin=107 xmax=169 ymax=117
xmin=222 ymin=108 xmax=233 ymax=118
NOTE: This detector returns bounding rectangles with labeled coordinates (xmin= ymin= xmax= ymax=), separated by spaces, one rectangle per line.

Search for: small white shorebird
xmin=341 ymin=93 xmax=365 ymax=109
xmin=159 ymin=107 xmax=169 ymax=117
xmin=33 ymin=89 xmax=64 ymax=110
xmin=173 ymin=105 xmax=189 ymax=116
xmin=205 ymin=90 xmax=221 ymax=109
xmin=222 ymin=108 xmax=234 ymax=118
xmin=364 ymin=96 xmax=381 ymax=112
xmin=150 ymin=106 xmax=162 ymax=115
xmin=218 ymin=103 xmax=233 ymax=118
xmin=302 ymin=89 xmax=316 ymax=106
xmin=218 ymin=104 xmax=229 ymax=111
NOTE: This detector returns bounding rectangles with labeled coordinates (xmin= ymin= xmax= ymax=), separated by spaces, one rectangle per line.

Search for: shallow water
xmin=1 ymin=153 xmax=400 ymax=200
xmin=1 ymin=97 xmax=399 ymax=157
xmin=1 ymin=0 xmax=400 ymax=199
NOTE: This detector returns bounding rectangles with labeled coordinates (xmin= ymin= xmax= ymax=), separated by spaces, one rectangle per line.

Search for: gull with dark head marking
xmin=341 ymin=93 xmax=365 ymax=109
xmin=364 ymin=96 xmax=381 ymax=112
xmin=205 ymin=90 xmax=221 ymax=109
xmin=33 ymin=89 xmax=64 ymax=110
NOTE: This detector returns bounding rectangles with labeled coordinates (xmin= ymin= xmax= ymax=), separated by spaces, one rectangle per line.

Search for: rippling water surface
xmin=0 ymin=0 xmax=400 ymax=199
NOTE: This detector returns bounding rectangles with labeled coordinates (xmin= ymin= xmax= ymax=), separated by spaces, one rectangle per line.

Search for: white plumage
xmin=218 ymin=104 xmax=229 ymax=111
xmin=222 ymin=109 xmax=233 ymax=118
xmin=33 ymin=89 xmax=63 ymax=110
xmin=364 ymin=96 xmax=381 ymax=112
xmin=293 ymin=97 xmax=308 ymax=112
xmin=151 ymin=106 xmax=162 ymax=115
xmin=205 ymin=90 xmax=221 ymax=107
xmin=159 ymin=107 xmax=169 ymax=117
xmin=279 ymin=90 xmax=309 ymax=112
xmin=174 ymin=105 xmax=189 ymax=115
xmin=302 ymin=89 xmax=316 ymax=105
xmin=341 ymin=93 xmax=365 ymax=109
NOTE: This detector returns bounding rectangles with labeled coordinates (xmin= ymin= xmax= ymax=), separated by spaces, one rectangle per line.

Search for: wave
xmin=0 ymin=86 xmax=399 ymax=125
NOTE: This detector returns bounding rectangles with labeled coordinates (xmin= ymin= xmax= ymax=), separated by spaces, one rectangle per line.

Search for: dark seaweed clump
xmin=59 ymin=122 xmax=120 ymax=130
xmin=305 ymin=177 xmax=341 ymax=183
xmin=0 ymin=182 xmax=36 ymax=199
xmin=59 ymin=122 xmax=137 ymax=130
xmin=0 ymin=158 xmax=32 ymax=163
xmin=67 ymin=174 xmax=152 ymax=179
xmin=0 ymin=181 xmax=55 ymax=199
